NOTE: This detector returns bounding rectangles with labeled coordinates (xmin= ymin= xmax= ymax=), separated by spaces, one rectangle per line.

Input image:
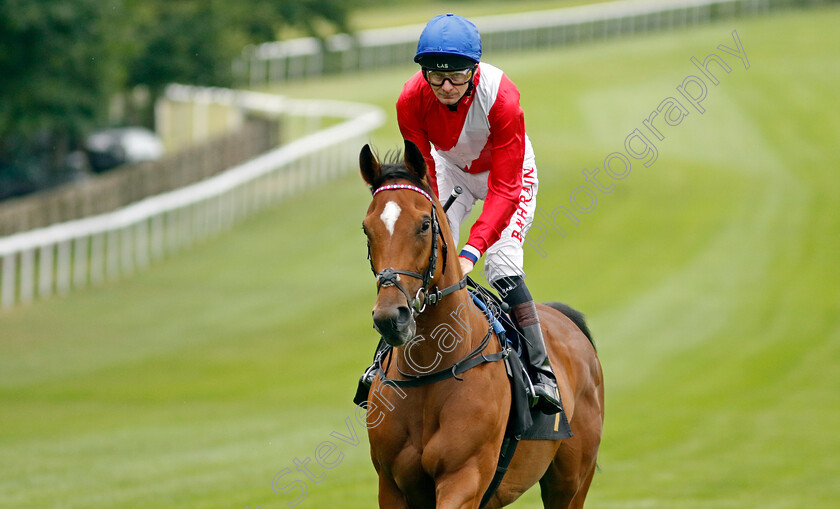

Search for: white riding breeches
xmin=433 ymin=140 xmax=538 ymax=284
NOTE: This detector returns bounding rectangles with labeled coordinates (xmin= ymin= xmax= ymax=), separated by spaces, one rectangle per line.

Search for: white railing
xmin=237 ymin=0 xmax=779 ymax=87
xmin=0 ymin=86 xmax=385 ymax=309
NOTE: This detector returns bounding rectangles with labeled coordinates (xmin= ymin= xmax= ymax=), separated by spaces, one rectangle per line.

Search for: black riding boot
xmin=493 ymin=277 xmax=563 ymax=415
xmin=515 ymin=309 xmax=563 ymax=414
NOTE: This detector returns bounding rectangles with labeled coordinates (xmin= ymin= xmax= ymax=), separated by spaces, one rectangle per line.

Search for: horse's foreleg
xmin=433 ymin=459 xmax=497 ymax=509
xmin=434 ymin=470 xmax=483 ymax=509
xmin=378 ymin=474 xmax=409 ymax=509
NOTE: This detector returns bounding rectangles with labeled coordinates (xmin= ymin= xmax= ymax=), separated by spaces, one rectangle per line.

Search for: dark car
xmin=86 ymin=127 xmax=164 ymax=173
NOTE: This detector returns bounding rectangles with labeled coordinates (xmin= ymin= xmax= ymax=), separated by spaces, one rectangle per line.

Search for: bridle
xmin=368 ymin=184 xmax=467 ymax=315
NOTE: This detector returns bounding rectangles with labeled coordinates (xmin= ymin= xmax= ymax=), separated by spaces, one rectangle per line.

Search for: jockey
xmin=358 ymin=13 xmax=563 ymax=415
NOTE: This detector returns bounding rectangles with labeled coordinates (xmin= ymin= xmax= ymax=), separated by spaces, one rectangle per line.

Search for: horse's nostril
xmin=396 ymin=306 xmax=412 ymax=328
xmin=373 ymin=305 xmax=413 ymax=340
xmin=373 ymin=308 xmax=398 ymax=333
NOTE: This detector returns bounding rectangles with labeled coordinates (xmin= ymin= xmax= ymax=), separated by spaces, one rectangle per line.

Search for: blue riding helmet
xmin=415 ymin=13 xmax=481 ymax=70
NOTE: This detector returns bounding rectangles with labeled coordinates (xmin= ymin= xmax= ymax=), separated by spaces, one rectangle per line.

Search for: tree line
xmin=0 ymin=0 xmax=354 ymax=200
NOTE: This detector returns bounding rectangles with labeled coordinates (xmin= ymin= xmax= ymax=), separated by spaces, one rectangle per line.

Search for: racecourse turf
xmin=1 ymin=6 xmax=839 ymax=508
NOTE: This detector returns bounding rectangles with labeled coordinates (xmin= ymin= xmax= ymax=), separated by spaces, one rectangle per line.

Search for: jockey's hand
xmin=459 ymin=256 xmax=475 ymax=276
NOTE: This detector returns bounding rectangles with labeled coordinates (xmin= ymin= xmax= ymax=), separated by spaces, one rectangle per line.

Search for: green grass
xmin=278 ymin=0 xmax=611 ymax=38
xmin=346 ymin=0 xmax=612 ymax=32
xmin=2 ymin=6 xmax=840 ymax=508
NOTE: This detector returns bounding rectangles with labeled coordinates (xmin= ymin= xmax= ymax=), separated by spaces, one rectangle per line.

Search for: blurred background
xmin=0 ymin=0 xmax=838 ymax=508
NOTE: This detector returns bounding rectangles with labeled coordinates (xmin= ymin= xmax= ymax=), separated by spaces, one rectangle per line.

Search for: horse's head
xmin=360 ymin=140 xmax=451 ymax=347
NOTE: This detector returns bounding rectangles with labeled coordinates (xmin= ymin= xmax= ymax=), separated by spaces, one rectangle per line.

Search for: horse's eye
xmin=420 ymin=219 xmax=431 ymax=233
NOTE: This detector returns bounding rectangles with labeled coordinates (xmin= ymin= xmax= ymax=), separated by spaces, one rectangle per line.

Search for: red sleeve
xmin=465 ymin=74 xmax=525 ymax=254
xmin=396 ymin=72 xmax=440 ymax=196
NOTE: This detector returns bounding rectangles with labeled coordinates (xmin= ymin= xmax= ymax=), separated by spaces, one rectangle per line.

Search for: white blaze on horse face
xmin=380 ymin=201 xmax=402 ymax=237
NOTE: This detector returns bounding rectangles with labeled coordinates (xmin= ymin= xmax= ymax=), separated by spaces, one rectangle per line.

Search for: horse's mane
xmin=369 ymin=148 xmax=435 ymax=197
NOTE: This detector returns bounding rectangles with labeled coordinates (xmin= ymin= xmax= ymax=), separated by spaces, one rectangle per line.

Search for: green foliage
xmin=0 ymin=0 xmax=124 ymax=139
xmin=0 ymin=0 xmax=128 ymax=190
xmin=0 ymin=0 xmax=351 ymax=196
xmin=127 ymin=2 xmax=230 ymax=91
xmin=126 ymin=0 xmax=350 ymax=92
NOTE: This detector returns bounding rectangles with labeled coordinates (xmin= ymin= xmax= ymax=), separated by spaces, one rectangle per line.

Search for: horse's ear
xmin=360 ymin=144 xmax=380 ymax=186
xmin=403 ymin=139 xmax=427 ymax=180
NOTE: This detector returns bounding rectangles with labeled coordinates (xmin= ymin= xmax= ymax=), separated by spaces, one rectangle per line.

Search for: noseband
xmin=368 ymin=184 xmax=467 ymax=315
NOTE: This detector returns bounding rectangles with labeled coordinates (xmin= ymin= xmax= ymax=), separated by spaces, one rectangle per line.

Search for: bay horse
xmin=359 ymin=140 xmax=604 ymax=508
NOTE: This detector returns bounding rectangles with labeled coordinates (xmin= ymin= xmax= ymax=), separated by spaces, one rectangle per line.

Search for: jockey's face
xmin=421 ymin=65 xmax=475 ymax=106
xmin=430 ymin=79 xmax=470 ymax=105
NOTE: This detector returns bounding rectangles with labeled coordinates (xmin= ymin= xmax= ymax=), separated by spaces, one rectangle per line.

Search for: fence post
xmin=56 ymin=240 xmax=72 ymax=296
xmin=39 ymin=245 xmax=54 ymax=298
xmin=20 ymin=249 xmax=34 ymax=304
xmin=2 ymin=253 xmax=16 ymax=309
xmin=73 ymin=236 xmax=89 ymax=289
xmin=90 ymin=233 xmax=105 ymax=285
